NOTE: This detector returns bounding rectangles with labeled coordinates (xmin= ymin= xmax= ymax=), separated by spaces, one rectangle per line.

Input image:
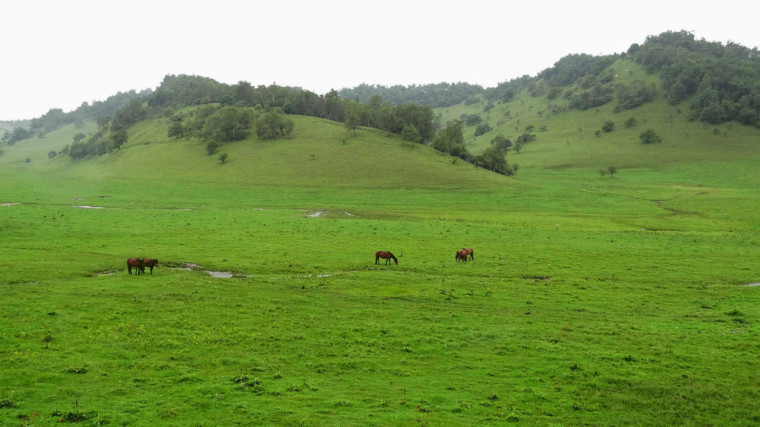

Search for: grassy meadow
xmin=1 ymin=102 xmax=760 ymax=425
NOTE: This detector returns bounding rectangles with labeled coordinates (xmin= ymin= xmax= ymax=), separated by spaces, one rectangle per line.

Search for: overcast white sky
xmin=1 ymin=0 xmax=757 ymax=121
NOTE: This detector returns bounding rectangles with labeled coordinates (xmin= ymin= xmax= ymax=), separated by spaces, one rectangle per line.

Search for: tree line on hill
xmin=64 ymin=75 xmax=519 ymax=174
xmin=4 ymin=31 xmax=759 ymax=169
xmin=483 ymin=31 xmax=760 ymax=127
xmin=629 ymin=30 xmax=760 ymax=125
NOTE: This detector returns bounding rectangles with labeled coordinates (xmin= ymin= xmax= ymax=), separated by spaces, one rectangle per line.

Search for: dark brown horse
xmin=455 ymin=250 xmax=468 ymax=263
xmin=141 ymin=259 xmax=159 ymax=274
xmin=127 ymin=258 xmax=144 ymax=275
xmin=375 ymin=251 xmax=398 ymax=265
xmin=462 ymin=248 xmax=474 ymax=260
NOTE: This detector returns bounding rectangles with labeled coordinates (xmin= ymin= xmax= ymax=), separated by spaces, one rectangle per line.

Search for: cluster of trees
xmin=67 ymin=98 xmax=149 ymax=159
xmin=57 ymin=73 xmax=522 ymax=174
xmin=614 ymin=80 xmax=658 ymax=112
xmin=338 ymin=82 xmax=484 ymax=108
xmin=147 ymin=75 xmax=439 ymax=143
xmin=3 ymin=90 xmax=152 ymax=147
xmin=538 ymin=53 xmax=619 ymax=87
xmin=168 ymin=104 xmax=294 ymax=154
xmin=478 ymin=31 xmax=760 ymax=128
xmin=2 ymin=127 xmax=33 ymax=145
xmin=630 ymin=30 xmax=760 ymax=125
xmin=472 ymin=134 xmax=518 ymax=175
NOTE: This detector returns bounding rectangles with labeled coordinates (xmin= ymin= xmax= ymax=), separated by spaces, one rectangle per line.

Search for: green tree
xmin=110 ymin=129 xmax=128 ymax=151
xmin=202 ymin=106 xmax=253 ymax=144
xmin=602 ymin=120 xmax=615 ymax=132
xmin=344 ymin=101 xmax=361 ymax=136
xmin=168 ymin=121 xmax=185 ymax=139
xmin=490 ymin=134 xmax=512 ymax=152
xmin=256 ymin=108 xmax=294 ymax=141
xmin=513 ymin=141 xmax=523 ymax=154
xmin=465 ymin=114 xmax=482 ymax=126
xmin=218 ymin=152 xmax=229 ymax=163
xmin=111 ymin=99 xmax=146 ymax=132
xmin=476 ymin=145 xmax=508 ymax=173
xmin=400 ymin=124 xmax=421 ymax=145
xmin=8 ymin=127 xmax=31 ymax=145
xmin=474 ymin=123 xmax=492 ymax=137
xmin=432 ymin=120 xmax=467 ymax=158
xmin=639 ymin=129 xmax=662 ymax=144
xmin=231 ymin=81 xmax=254 ymax=106
xmin=393 ymin=103 xmax=435 ymax=142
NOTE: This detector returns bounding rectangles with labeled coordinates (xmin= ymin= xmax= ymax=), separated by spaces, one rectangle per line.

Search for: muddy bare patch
xmin=177 ymin=263 xmax=202 ymax=270
xmin=0 ymin=202 xmax=21 ymax=207
xmin=744 ymin=282 xmax=760 ymax=287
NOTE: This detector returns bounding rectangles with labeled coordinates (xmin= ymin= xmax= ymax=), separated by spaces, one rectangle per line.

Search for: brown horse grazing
xmin=127 ymin=258 xmax=144 ymax=275
xmin=462 ymin=248 xmax=474 ymax=260
xmin=455 ymin=250 xmax=468 ymax=263
xmin=141 ymin=259 xmax=159 ymax=274
xmin=375 ymin=251 xmax=398 ymax=265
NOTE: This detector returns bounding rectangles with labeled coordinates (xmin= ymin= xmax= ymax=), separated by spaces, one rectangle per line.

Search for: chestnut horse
xmin=455 ymin=250 xmax=468 ymax=263
xmin=462 ymin=248 xmax=474 ymax=260
xmin=375 ymin=251 xmax=398 ymax=265
xmin=127 ymin=258 xmax=144 ymax=275
xmin=141 ymin=259 xmax=159 ymax=274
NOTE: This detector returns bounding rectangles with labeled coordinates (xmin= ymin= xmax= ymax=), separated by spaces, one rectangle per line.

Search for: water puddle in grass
xmin=744 ymin=282 xmax=760 ymax=287
xmin=305 ymin=210 xmax=355 ymax=218
xmin=208 ymin=271 xmax=234 ymax=278
xmin=74 ymin=205 xmax=105 ymax=209
xmin=0 ymin=202 xmax=21 ymax=207
xmin=173 ymin=263 xmax=247 ymax=279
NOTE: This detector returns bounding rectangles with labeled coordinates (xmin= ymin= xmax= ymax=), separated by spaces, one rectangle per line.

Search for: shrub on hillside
xmin=474 ymin=123 xmax=492 ymax=137
xmin=639 ymin=129 xmax=662 ymax=144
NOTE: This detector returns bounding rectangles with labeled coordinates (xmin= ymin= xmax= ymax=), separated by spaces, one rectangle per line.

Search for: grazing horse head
xmin=141 ymin=259 xmax=158 ymax=274
xmin=456 ymin=250 xmax=468 ymax=263
xmin=375 ymin=251 xmax=398 ymax=265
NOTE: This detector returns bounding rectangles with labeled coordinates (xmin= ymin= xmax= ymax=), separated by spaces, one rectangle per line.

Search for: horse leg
xmin=375 ymin=256 xmax=379 ymax=265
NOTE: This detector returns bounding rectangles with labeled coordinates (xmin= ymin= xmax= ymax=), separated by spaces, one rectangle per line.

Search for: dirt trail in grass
xmin=745 ymin=282 xmax=760 ymax=287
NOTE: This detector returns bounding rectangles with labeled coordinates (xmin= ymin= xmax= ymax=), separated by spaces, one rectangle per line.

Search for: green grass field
xmin=1 ymin=99 xmax=759 ymax=425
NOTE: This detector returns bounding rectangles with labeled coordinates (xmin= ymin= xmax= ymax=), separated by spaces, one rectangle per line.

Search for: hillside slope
xmin=0 ymin=115 xmax=513 ymax=191
xmin=437 ymin=58 xmax=760 ymax=184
